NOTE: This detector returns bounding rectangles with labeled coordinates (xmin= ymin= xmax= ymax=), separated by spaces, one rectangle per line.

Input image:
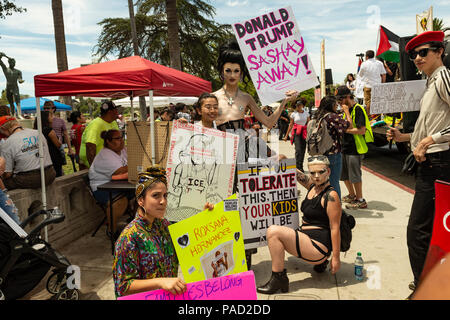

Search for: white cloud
xmin=226 ymin=0 xmax=249 ymax=7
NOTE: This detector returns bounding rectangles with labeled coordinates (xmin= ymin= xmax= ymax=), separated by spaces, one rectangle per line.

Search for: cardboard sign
xmin=420 ymin=180 xmax=450 ymax=282
xmin=117 ymin=271 xmax=257 ymax=300
xmin=165 ymin=121 xmax=239 ymax=221
xmin=168 ymin=194 xmax=247 ymax=283
xmin=233 ymin=6 xmax=319 ymax=105
xmin=237 ymin=159 xmax=300 ymax=249
xmin=370 ymin=80 xmax=426 ymax=114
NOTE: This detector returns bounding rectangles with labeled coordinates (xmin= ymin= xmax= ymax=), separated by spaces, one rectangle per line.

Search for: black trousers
xmin=294 ymin=134 xmax=306 ymax=172
xmin=407 ymin=150 xmax=450 ymax=284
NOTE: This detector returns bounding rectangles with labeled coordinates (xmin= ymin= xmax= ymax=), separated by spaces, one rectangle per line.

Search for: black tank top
xmin=300 ymin=184 xmax=333 ymax=229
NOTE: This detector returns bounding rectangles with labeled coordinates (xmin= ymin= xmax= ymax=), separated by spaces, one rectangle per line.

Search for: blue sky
xmin=0 ymin=0 xmax=449 ymax=99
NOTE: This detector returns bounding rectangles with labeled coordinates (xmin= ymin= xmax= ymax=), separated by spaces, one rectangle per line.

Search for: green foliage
xmin=0 ymin=0 xmax=26 ymax=19
xmin=433 ymin=18 xmax=445 ymax=31
xmin=94 ymin=0 xmax=232 ymax=86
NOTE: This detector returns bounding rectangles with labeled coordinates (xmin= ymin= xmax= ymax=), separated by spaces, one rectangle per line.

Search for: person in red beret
xmin=387 ymin=31 xmax=450 ymax=295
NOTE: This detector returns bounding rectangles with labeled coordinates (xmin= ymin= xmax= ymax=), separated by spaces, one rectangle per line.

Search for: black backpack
xmin=323 ymin=188 xmax=356 ymax=252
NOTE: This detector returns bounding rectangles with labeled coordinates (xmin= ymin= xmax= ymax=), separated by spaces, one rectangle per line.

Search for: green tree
xmin=0 ymin=0 xmax=25 ymax=19
xmin=94 ymin=0 xmax=232 ymax=88
xmin=433 ymin=18 xmax=445 ymax=31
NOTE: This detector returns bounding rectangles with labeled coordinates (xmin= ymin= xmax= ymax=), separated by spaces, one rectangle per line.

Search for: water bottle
xmin=354 ymin=252 xmax=364 ymax=281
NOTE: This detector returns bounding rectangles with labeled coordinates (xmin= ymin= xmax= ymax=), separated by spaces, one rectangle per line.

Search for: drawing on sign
xmin=370 ymin=80 xmax=427 ymax=114
xmin=170 ymin=134 xmax=221 ymax=210
xmin=166 ymin=121 xmax=238 ymax=221
xmin=233 ymin=6 xmax=319 ymax=105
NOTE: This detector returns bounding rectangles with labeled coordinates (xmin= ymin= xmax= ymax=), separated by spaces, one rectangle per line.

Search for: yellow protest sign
xmin=168 ymin=194 xmax=247 ymax=283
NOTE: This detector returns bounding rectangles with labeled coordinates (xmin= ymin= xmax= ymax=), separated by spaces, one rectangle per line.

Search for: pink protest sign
xmin=117 ymin=271 xmax=257 ymax=300
xmin=233 ymin=6 xmax=319 ymax=105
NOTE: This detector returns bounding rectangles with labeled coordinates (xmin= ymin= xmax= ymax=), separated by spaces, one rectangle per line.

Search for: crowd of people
xmin=0 ymin=31 xmax=448 ymax=300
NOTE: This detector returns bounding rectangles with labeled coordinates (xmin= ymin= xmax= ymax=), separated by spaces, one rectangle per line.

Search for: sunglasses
xmin=308 ymin=155 xmax=328 ymax=162
xmin=408 ymin=47 xmax=438 ymax=61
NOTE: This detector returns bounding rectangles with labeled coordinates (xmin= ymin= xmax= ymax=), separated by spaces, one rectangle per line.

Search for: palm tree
xmin=165 ymin=0 xmax=181 ymax=70
xmin=51 ymin=0 xmax=71 ymax=106
xmin=433 ymin=18 xmax=446 ymax=31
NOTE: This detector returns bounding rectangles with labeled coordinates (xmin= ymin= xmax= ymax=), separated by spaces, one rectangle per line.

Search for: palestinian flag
xmin=376 ymin=25 xmax=400 ymax=63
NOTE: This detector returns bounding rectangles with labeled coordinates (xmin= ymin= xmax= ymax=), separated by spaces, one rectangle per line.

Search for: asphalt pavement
xmin=22 ymin=139 xmax=415 ymax=300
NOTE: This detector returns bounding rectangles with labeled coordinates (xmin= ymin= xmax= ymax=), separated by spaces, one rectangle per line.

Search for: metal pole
xmin=320 ymin=39 xmax=326 ymax=99
xmin=35 ymin=97 xmax=48 ymax=241
xmin=149 ymin=90 xmax=156 ymax=165
xmin=130 ymin=96 xmax=134 ymax=121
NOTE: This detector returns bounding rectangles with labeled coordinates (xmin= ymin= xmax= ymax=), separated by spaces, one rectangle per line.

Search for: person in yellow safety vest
xmin=336 ymin=86 xmax=373 ymax=209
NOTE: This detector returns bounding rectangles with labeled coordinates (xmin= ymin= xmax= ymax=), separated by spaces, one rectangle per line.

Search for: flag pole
xmin=320 ymin=39 xmax=326 ymax=99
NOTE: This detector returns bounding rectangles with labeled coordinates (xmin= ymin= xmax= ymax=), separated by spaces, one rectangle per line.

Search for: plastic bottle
xmin=355 ymin=252 xmax=364 ymax=281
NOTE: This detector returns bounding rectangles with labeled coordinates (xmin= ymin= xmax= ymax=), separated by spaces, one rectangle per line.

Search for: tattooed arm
xmin=296 ymin=169 xmax=313 ymax=190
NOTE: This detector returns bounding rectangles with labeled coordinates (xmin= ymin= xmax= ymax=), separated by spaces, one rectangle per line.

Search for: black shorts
xmin=295 ymin=226 xmax=332 ymax=262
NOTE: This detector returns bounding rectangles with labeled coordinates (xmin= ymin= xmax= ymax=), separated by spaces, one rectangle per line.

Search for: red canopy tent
xmin=34 ymin=55 xmax=211 ymax=97
xmin=32 ymin=56 xmax=211 ymax=226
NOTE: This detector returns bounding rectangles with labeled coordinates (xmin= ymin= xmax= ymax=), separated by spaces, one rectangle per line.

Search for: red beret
xmin=405 ymin=31 xmax=445 ymax=52
xmin=0 ymin=116 xmax=15 ymax=127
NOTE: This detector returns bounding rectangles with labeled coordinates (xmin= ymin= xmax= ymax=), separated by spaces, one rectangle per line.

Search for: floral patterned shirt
xmin=113 ymin=215 xmax=178 ymax=298
xmin=324 ymin=113 xmax=350 ymax=154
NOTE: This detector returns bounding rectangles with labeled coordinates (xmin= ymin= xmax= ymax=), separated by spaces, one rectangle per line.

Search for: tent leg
xmin=149 ymin=90 xmax=156 ymax=166
xmin=35 ymin=97 xmax=48 ymax=241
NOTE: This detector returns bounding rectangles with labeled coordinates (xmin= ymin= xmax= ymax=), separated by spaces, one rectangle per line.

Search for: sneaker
xmin=342 ymin=194 xmax=357 ymax=203
xmin=346 ymin=199 xmax=368 ymax=209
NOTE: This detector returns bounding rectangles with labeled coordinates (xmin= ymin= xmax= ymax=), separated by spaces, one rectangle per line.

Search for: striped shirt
xmin=411 ymin=66 xmax=450 ymax=153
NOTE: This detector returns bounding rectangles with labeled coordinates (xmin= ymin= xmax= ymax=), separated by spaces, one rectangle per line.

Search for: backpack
xmin=306 ymin=113 xmax=334 ymax=156
xmin=323 ymin=188 xmax=356 ymax=252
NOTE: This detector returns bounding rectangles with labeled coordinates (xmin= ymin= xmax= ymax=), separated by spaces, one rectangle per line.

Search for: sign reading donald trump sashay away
xmin=238 ymin=159 xmax=299 ymax=249
xmin=233 ymin=6 xmax=319 ymax=105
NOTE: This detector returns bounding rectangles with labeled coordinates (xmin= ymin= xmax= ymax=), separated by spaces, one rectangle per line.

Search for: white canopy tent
xmin=113 ymin=96 xmax=198 ymax=109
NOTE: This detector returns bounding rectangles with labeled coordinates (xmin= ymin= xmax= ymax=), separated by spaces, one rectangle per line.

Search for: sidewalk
xmin=23 ymin=140 xmax=415 ymax=300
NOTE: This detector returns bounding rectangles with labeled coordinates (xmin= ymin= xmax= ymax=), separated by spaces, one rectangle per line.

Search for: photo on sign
xmin=200 ymin=240 xmax=235 ymax=279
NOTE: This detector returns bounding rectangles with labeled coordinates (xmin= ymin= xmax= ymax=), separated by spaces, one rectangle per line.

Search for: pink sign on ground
xmin=117 ymin=271 xmax=257 ymax=300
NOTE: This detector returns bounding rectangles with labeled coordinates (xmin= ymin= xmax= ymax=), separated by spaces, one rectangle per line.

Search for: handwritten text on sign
xmin=117 ymin=271 xmax=257 ymax=300
xmin=238 ymin=159 xmax=299 ymax=249
xmin=370 ymin=80 xmax=426 ymax=114
xmin=233 ymin=6 xmax=318 ymax=105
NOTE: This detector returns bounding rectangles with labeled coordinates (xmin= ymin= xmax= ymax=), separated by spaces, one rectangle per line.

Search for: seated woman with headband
xmin=113 ymin=167 xmax=213 ymax=298
xmin=257 ymin=155 xmax=342 ymax=294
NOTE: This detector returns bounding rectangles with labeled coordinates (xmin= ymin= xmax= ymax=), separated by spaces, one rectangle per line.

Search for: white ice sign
xmin=370 ymin=79 xmax=427 ymax=114
xmin=233 ymin=6 xmax=319 ymax=106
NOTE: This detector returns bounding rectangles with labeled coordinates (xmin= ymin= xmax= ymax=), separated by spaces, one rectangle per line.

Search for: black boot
xmin=313 ymin=260 xmax=329 ymax=273
xmin=257 ymin=269 xmax=289 ymax=294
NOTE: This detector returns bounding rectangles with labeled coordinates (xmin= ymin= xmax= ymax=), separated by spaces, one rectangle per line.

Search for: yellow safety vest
xmin=343 ymin=104 xmax=374 ymax=154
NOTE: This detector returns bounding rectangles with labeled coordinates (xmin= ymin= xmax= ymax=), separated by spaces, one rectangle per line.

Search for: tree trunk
xmin=166 ymin=0 xmax=181 ymax=71
xmin=51 ymin=0 xmax=71 ymax=107
xmin=128 ymin=0 xmax=147 ymax=120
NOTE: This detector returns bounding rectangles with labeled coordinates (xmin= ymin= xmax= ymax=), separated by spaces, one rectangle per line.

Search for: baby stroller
xmin=0 ymin=207 xmax=80 ymax=300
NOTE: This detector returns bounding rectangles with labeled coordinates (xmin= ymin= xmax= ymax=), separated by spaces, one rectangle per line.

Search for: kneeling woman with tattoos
xmin=257 ymin=155 xmax=342 ymax=294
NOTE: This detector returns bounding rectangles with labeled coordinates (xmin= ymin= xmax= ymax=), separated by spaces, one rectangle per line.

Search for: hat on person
xmin=335 ymin=85 xmax=352 ymax=99
xmin=100 ymin=100 xmax=123 ymax=115
xmin=0 ymin=116 xmax=15 ymax=127
xmin=405 ymin=31 xmax=445 ymax=52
